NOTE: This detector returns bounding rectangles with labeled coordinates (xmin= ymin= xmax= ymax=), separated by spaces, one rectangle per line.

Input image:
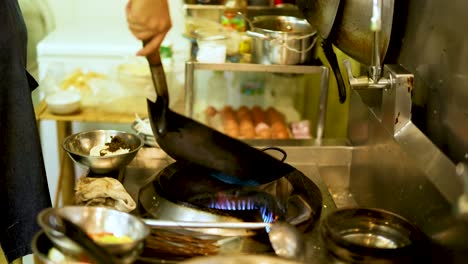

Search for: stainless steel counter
xmin=117 ymin=89 xmax=468 ymax=263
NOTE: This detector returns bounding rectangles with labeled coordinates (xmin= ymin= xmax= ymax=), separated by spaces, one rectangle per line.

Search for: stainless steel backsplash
xmin=392 ymin=0 xmax=468 ymax=163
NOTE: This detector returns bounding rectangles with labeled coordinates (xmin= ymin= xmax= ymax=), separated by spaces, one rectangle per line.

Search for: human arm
xmin=126 ymin=0 xmax=172 ymax=59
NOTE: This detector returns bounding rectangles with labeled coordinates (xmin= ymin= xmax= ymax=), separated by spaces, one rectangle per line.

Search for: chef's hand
xmin=126 ymin=0 xmax=172 ymax=57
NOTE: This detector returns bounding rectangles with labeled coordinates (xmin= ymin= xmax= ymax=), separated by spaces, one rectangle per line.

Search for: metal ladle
xmin=143 ymin=219 xmax=304 ymax=260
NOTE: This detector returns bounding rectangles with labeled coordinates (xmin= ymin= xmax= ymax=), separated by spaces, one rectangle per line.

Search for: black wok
xmin=146 ymin=53 xmax=295 ymax=186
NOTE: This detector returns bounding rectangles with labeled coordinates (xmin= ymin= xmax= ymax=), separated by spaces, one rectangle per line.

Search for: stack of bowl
xmin=33 ymin=206 xmax=150 ymax=264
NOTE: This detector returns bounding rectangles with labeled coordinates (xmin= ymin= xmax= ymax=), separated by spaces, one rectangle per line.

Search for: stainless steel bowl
xmin=62 ymin=129 xmax=143 ymax=174
xmin=32 ymin=231 xmax=60 ymax=264
xmin=38 ymin=206 xmax=150 ymax=264
xmin=320 ymin=208 xmax=429 ymax=263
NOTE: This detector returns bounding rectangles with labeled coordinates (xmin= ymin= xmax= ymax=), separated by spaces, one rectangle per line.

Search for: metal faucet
xmin=342 ymin=0 xmax=414 ymax=136
xmin=370 ymin=0 xmax=383 ymax=83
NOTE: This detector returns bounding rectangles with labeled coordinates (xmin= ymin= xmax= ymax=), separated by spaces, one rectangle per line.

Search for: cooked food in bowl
xmin=89 ymin=135 xmax=132 ymax=157
xmin=89 ymin=232 xmax=133 ymax=244
xmin=62 ymin=130 xmax=143 ymax=174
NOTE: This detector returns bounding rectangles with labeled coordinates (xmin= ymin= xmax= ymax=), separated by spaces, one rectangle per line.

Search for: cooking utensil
xmin=321 ymin=208 xmax=429 ymax=263
xmin=296 ymin=0 xmax=340 ymax=40
xmin=62 ymin=130 xmax=143 ymax=174
xmin=297 ymin=0 xmax=394 ymax=66
xmin=49 ymin=215 xmax=115 ymax=264
xmin=246 ymin=15 xmax=317 ymax=65
xmin=269 ymin=221 xmax=305 ymax=260
xmin=146 ymin=52 xmax=296 ymax=186
xmin=32 ymin=231 xmax=62 ymax=264
xmin=295 ymin=0 xmax=346 ymax=103
xmin=321 ymin=39 xmax=347 ymax=103
xmin=38 ymin=206 xmax=150 ymax=264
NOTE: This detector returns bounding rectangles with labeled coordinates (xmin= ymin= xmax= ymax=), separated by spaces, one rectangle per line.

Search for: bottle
xmin=221 ymin=0 xmax=247 ymax=32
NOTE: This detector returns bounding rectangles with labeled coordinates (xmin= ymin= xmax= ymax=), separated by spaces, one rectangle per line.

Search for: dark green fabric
xmin=0 ymin=0 xmax=51 ymax=261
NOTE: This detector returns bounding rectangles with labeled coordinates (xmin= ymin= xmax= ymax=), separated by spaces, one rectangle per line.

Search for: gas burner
xmin=187 ymin=189 xmax=286 ymax=226
xmin=139 ymin=161 xmax=323 ymax=232
xmin=137 ymin=161 xmax=323 ymax=260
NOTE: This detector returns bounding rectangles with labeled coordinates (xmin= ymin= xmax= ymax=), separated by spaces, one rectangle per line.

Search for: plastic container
xmin=196 ymin=35 xmax=228 ymax=63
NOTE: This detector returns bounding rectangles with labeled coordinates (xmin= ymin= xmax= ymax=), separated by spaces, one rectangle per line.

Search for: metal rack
xmin=184 ymin=62 xmax=330 ymax=143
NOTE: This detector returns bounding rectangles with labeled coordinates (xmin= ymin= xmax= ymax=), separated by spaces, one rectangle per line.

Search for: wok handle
xmin=322 ymin=40 xmax=347 ymax=103
xmin=143 ymin=42 xmax=169 ymax=101
xmin=261 ymin=147 xmax=287 ymax=162
xmin=146 ymin=48 xmax=161 ymax=65
xmin=144 ymin=42 xmax=170 ymax=136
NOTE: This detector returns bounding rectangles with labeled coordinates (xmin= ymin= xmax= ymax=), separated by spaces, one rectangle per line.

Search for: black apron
xmin=0 ymin=0 xmax=52 ymax=262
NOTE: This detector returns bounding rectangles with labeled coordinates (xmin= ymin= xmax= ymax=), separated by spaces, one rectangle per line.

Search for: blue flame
xmin=207 ymin=197 xmax=275 ymax=228
xmin=209 ymin=172 xmax=260 ymax=186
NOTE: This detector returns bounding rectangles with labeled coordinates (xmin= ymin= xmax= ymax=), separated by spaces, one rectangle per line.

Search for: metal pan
xmin=295 ymin=0 xmax=346 ymax=103
xmin=146 ymin=53 xmax=295 ymax=185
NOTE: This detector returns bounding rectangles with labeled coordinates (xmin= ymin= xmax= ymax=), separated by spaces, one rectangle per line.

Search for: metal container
xmin=37 ymin=206 xmax=150 ymax=264
xmin=247 ymin=16 xmax=317 ymax=65
xmin=62 ymin=129 xmax=143 ymax=174
xmin=320 ymin=208 xmax=429 ymax=263
xmin=32 ymin=231 xmax=58 ymax=264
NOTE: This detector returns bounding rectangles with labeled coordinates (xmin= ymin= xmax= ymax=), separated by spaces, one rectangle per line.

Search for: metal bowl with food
xmin=37 ymin=206 xmax=150 ymax=264
xmin=62 ymin=129 xmax=143 ymax=174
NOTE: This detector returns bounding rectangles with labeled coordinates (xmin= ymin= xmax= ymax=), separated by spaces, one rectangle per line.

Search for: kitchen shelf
xmin=35 ymin=100 xmax=146 ymax=123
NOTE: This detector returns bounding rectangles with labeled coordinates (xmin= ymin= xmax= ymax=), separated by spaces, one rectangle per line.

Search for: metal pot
xmin=247 ymin=16 xmax=317 ymax=65
xmin=297 ymin=0 xmax=395 ymax=66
